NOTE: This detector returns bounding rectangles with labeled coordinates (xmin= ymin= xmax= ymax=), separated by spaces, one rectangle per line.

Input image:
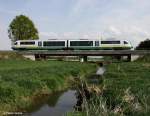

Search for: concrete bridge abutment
xmin=23 ymin=54 xmax=35 ymax=61
xmin=79 ymin=56 xmax=88 ymax=62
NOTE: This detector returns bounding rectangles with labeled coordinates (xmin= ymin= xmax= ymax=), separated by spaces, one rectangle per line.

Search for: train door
xmin=38 ymin=41 xmax=42 ymax=47
xmin=95 ymin=41 xmax=100 ymax=47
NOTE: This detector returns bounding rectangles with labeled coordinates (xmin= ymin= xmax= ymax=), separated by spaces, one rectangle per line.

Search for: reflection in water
xmin=28 ymin=67 xmax=105 ymax=116
xmin=74 ymin=66 xmax=106 ymax=111
xmin=96 ymin=67 xmax=106 ymax=76
xmin=86 ymin=67 xmax=106 ymax=85
xmin=30 ymin=90 xmax=76 ymax=116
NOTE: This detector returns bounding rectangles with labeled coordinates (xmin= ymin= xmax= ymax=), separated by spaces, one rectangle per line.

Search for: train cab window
xmin=95 ymin=41 xmax=99 ymax=46
xmin=14 ymin=42 xmax=18 ymax=45
xmin=38 ymin=41 xmax=42 ymax=46
xmin=20 ymin=41 xmax=35 ymax=45
xmin=124 ymin=41 xmax=128 ymax=44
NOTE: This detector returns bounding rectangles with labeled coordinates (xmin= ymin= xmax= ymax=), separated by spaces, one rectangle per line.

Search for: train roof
xmin=15 ymin=39 xmax=130 ymax=42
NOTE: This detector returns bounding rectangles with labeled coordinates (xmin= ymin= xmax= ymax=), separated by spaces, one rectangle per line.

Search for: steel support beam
xmin=12 ymin=50 xmax=150 ymax=56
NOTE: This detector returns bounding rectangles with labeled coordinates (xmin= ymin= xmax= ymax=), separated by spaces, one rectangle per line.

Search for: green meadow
xmin=103 ymin=60 xmax=150 ymax=115
xmin=0 ymin=52 xmax=150 ymax=116
xmin=68 ymin=56 xmax=150 ymax=116
xmin=0 ymin=58 xmax=97 ymax=113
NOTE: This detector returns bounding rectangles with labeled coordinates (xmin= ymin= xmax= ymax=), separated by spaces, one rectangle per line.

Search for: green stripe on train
xmin=12 ymin=46 xmax=131 ymax=50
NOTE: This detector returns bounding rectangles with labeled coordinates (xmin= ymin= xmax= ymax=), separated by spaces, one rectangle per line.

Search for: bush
xmin=136 ymin=39 xmax=150 ymax=50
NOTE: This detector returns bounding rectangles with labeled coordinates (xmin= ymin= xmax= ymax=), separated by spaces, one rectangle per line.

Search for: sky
xmin=0 ymin=0 xmax=150 ymax=50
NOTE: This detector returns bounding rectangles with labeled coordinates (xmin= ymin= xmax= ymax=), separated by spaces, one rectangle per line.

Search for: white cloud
xmin=103 ymin=26 xmax=122 ymax=37
xmin=74 ymin=0 xmax=150 ymax=44
xmin=39 ymin=32 xmax=57 ymax=37
xmin=39 ymin=32 xmax=59 ymax=39
xmin=71 ymin=0 xmax=98 ymax=15
xmin=1 ymin=0 xmax=150 ymax=49
xmin=61 ymin=32 xmax=101 ymax=39
xmin=61 ymin=32 xmax=78 ymax=39
xmin=40 ymin=31 xmax=100 ymax=40
xmin=101 ymin=25 xmax=149 ymax=46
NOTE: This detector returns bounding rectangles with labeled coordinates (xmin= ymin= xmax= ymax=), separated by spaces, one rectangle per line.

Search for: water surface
xmin=30 ymin=90 xmax=76 ymax=116
xmin=96 ymin=67 xmax=106 ymax=75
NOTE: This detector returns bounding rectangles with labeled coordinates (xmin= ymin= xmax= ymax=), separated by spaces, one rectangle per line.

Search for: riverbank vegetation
xmin=0 ymin=52 xmax=150 ymax=116
xmin=103 ymin=58 xmax=150 ymax=115
xmin=0 ymin=58 xmax=97 ymax=113
xmin=68 ymin=55 xmax=150 ymax=116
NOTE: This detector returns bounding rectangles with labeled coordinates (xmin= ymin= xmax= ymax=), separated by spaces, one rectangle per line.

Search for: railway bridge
xmin=14 ymin=50 xmax=150 ymax=62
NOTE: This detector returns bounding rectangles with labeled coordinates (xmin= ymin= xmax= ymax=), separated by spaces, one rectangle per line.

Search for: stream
xmin=30 ymin=90 xmax=76 ymax=116
xmin=27 ymin=66 xmax=106 ymax=116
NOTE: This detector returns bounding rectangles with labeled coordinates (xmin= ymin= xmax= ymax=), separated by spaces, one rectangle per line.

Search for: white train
xmin=12 ymin=39 xmax=133 ymax=50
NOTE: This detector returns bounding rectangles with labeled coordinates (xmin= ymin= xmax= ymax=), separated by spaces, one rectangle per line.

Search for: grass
xmin=103 ymin=56 xmax=150 ymax=115
xmin=68 ymin=55 xmax=150 ymax=116
xmin=0 ymin=58 xmax=97 ymax=113
xmin=1 ymin=52 xmax=150 ymax=115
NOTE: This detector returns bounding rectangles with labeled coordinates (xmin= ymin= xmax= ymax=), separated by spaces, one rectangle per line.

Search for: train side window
xmin=101 ymin=41 xmax=120 ymax=44
xmin=95 ymin=41 xmax=99 ymax=46
xmin=124 ymin=41 xmax=128 ymax=44
xmin=70 ymin=41 xmax=93 ymax=46
xmin=43 ymin=41 xmax=65 ymax=46
xmin=38 ymin=41 xmax=42 ymax=46
xmin=20 ymin=42 xmax=35 ymax=45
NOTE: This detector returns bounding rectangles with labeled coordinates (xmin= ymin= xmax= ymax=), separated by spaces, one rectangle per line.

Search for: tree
xmin=8 ymin=15 xmax=39 ymax=43
xmin=136 ymin=38 xmax=150 ymax=50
